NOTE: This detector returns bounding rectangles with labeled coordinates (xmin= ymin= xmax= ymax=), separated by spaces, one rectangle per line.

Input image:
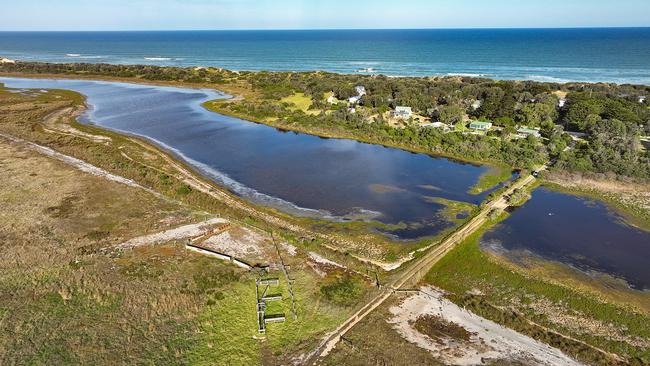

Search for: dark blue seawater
xmin=0 ymin=77 xmax=494 ymax=239
xmin=2 ymin=28 xmax=650 ymax=84
xmin=482 ymin=188 xmax=650 ymax=291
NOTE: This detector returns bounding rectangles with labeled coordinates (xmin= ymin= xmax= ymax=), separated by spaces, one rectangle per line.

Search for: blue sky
xmin=1 ymin=0 xmax=650 ymax=31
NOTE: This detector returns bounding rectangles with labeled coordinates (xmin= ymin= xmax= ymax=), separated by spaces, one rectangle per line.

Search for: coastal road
xmin=310 ymin=166 xmax=545 ymax=363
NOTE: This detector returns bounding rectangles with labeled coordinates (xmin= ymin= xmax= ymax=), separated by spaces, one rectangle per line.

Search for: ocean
xmin=1 ymin=28 xmax=650 ymax=84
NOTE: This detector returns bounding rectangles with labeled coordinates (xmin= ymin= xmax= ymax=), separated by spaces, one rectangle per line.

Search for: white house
xmin=421 ymin=122 xmax=450 ymax=131
xmin=639 ymin=96 xmax=647 ymax=104
xmin=558 ymin=98 xmax=567 ymax=108
xmin=0 ymin=57 xmax=16 ymax=64
xmin=326 ymin=95 xmax=338 ymax=104
xmin=347 ymin=86 xmax=367 ymax=105
xmin=471 ymin=100 xmax=482 ymax=110
xmin=348 ymin=96 xmax=361 ymax=104
xmin=393 ymin=106 xmax=413 ymax=119
xmin=516 ymin=127 xmax=541 ymax=138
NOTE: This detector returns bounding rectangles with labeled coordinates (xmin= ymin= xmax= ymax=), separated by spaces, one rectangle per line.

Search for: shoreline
xmin=0 ymin=83 xmax=446 ymax=270
xmin=2 ymin=72 xmax=648 ymax=267
xmin=202 ymin=99 xmax=501 ymax=169
xmin=0 ymin=72 xmax=502 ymax=170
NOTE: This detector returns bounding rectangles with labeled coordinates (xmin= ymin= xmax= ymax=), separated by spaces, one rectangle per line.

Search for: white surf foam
xmin=144 ymin=57 xmax=173 ymax=61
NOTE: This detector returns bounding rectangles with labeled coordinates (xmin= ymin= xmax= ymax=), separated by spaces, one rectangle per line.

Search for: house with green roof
xmin=393 ymin=106 xmax=413 ymax=119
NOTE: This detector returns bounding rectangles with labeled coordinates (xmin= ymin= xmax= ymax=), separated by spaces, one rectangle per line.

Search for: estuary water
xmin=2 ymin=28 xmax=650 ymax=84
xmin=0 ymin=77 xmax=493 ymax=239
xmin=482 ymin=187 xmax=650 ymax=291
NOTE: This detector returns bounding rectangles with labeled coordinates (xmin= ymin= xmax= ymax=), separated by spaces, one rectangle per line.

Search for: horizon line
xmin=1 ymin=26 xmax=650 ymax=32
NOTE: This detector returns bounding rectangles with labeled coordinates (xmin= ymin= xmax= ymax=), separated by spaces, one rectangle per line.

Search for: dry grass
xmin=322 ymin=298 xmax=442 ymax=366
xmin=0 ymin=138 xmax=227 ymax=365
xmin=0 ymin=86 xmax=371 ymax=365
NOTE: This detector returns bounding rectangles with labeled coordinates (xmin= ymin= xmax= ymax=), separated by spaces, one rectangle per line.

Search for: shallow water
xmin=1 ymin=77 xmax=496 ymax=239
xmin=482 ymin=187 xmax=650 ymax=291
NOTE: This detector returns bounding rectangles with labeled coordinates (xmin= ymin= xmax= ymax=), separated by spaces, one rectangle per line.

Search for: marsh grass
xmin=0 ymin=88 xmax=367 ymax=365
xmin=469 ymin=165 xmax=513 ymax=194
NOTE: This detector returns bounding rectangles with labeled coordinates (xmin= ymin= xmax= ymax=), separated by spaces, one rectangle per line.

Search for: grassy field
xmin=0 ymin=137 xmax=215 ymax=364
xmin=280 ymin=92 xmax=320 ymax=115
xmin=423 ymin=213 xmax=650 ymax=365
xmin=0 ymin=84 xmax=375 ymax=365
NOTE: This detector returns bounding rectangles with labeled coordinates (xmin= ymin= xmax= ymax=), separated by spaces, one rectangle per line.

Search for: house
xmin=516 ymin=127 xmax=541 ymax=138
xmin=471 ymin=100 xmax=482 ymax=110
xmin=347 ymin=86 xmax=367 ymax=104
xmin=421 ymin=122 xmax=451 ymax=131
xmin=558 ymin=98 xmax=567 ymax=108
xmin=393 ymin=106 xmax=413 ymax=119
xmin=0 ymin=57 xmax=16 ymax=64
xmin=348 ymin=96 xmax=361 ymax=104
xmin=469 ymin=121 xmax=492 ymax=131
xmin=639 ymin=96 xmax=647 ymax=104
xmin=326 ymin=94 xmax=338 ymax=104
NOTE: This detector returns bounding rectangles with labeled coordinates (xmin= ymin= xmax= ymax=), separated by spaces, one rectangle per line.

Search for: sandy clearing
xmin=281 ymin=242 xmax=298 ymax=256
xmin=308 ymin=251 xmax=345 ymax=269
xmin=388 ymin=287 xmax=584 ymax=366
xmin=202 ymin=226 xmax=267 ymax=260
xmin=116 ymin=217 xmax=227 ymax=249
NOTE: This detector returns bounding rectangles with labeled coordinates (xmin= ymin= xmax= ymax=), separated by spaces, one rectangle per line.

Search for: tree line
xmin=2 ymin=61 xmax=648 ymax=179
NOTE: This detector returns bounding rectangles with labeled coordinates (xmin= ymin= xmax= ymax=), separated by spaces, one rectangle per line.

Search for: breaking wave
xmin=144 ymin=57 xmax=173 ymax=61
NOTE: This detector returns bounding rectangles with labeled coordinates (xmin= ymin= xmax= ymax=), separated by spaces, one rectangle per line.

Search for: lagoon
xmin=0 ymin=77 xmax=494 ymax=239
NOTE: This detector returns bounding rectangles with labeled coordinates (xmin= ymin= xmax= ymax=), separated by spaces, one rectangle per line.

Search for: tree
xmin=565 ymin=97 xmax=604 ymax=131
xmin=437 ymin=104 xmax=465 ymax=125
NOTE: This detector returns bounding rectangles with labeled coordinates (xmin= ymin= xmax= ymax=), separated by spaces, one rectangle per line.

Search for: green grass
xmin=424 ymin=214 xmax=650 ymax=364
xmin=280 ymin=92 xmax=319 ymax=115
xmin=320 ymin=274 xmax=364 ymax=306
xmin=264 ymin=271 xmax=353 ymax=359
xmin=469 ymin=165 xmax=512 ymax=194
xmin=183 ymin=266 xmax=363 ymax=364
xmin=454 ymin=122 xmax=469 ymax=132
xmin=187 ymin=279 xmax=261 ymax=366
